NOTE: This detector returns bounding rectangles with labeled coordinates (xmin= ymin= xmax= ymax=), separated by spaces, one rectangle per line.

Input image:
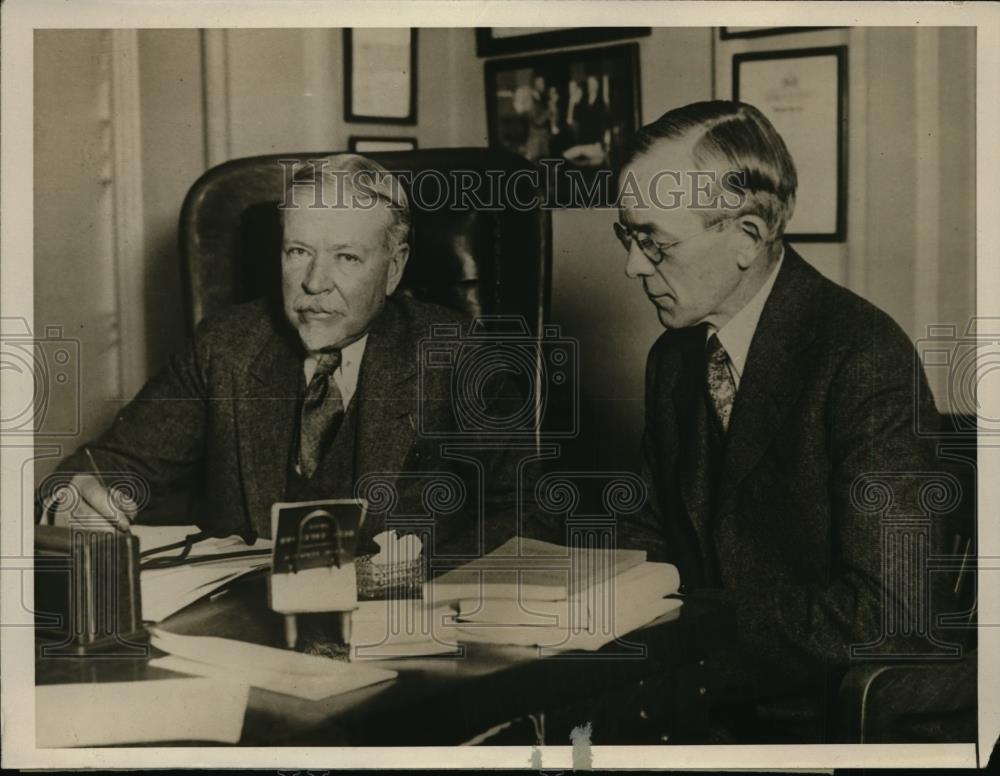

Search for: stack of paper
xmin=426 ymin=537 xmax=682 ymax=651
xmin=149 ymin=628 xmax=397 ymax=701
xmin=36 ymin=678 xmax=248 ymax=746
xmin=425 ymin=537 xmax=649 ymax=604
xmin=133 ymin=525 xmax=273 ymax=622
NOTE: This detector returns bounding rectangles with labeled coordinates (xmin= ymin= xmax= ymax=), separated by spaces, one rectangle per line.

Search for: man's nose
xmin=302 ymin=256 xmax=335 ymax=294
xmin=624 ymin=242 xmax=655 ymax=280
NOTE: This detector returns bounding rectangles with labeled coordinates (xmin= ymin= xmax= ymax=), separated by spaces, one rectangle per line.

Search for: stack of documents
xmin=134 ymin=525 xmax=272 ymax=622
xmin=426 ymin=537 xmax=682 ymax=651
xmin=149 ymin=628 xmax=397 ymax=701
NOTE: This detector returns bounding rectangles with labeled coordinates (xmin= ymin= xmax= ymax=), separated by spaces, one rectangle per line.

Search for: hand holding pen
xmin=48 ymin=448 xmax=138 ymax=532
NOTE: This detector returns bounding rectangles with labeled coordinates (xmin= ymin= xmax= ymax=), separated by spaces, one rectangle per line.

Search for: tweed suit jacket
xmin=55 ymin=295 xmax=530 ymax=556
xmin=623 ymin=246 xmax=944 ymax=692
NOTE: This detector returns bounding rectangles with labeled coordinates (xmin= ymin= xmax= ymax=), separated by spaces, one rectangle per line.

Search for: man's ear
xmin=734 ymin=214 xmax=770 ymax=270
xmin=385 ymin=243 xmax=410 ymax=296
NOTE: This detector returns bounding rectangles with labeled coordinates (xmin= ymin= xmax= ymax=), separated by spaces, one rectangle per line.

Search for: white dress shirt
xmin=706 ymin=248 xmax=784 ymax=391
xmin=303 ymin=334 xmax=368 ymax=409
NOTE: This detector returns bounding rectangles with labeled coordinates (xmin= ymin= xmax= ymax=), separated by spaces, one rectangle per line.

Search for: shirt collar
xmin=709 ymin=246 xmax=784 ymax=383
xmin=303 ymin=333 xmax=368 ymax=385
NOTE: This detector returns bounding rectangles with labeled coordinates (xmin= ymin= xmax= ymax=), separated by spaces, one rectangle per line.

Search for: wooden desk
xmin=36 ymin=574 xmax=726 ymax=746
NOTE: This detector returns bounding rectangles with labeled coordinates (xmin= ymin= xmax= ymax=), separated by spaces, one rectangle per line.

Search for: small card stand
xmin=268 ymin=499 xmax=366 ymax=649
xmin=34 ymin=525 xmax=148 ymax=656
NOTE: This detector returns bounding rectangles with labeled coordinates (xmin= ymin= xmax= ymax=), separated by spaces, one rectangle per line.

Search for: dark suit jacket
xmin=623 ymin=246 xmax=944 ymax=697
xmin=55 ymin=295 xmax=533 ymax=556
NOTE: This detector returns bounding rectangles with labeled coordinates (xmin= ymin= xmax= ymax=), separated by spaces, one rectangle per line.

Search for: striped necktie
xmin=297 ymin=349 xmax=344 ymax=479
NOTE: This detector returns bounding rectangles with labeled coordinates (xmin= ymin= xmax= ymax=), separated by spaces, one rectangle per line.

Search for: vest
xmin=270 ymin=392 xmax=362 ymax=533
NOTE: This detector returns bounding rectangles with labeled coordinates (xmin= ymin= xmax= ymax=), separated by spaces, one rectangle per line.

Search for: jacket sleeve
xmin=619 ymin=341 xmax=671 ymax=560
xmin=691 ymin=315 xmax=945 ymax=686
xmin=44 ymin=316 xmax=218 ymax=513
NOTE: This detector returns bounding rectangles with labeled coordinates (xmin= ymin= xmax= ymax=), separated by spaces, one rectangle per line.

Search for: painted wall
xmin=32 ymin=26 xmax=977 ymax=481
xmin=33 ymin=30 xmax=121 ymax=478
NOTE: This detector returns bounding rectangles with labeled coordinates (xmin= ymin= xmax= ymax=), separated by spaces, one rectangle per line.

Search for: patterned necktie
xmin=297 ymin=350 xmax=344 ymax=479
xmin=705 ymin=332 xmax=736 ymax=434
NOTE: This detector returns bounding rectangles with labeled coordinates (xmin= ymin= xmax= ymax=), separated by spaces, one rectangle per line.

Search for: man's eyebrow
xmin=620 ymin=214 xmax=677 ymax=241
xmin=282 ymin=239 xmax=360 ymax=251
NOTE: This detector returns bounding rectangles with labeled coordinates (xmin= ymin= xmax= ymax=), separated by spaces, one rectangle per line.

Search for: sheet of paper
xmin=35 ymin=678 xmax=248 ymax=747
xmin=348 ymin=599 xmax=460 ymax=660
xmin=149 ymin=627 xmax=397 ymax=682
xmin=149 ymin=654 xmax=395 ymax=701
xmin=141 ymin=561 xmax=269 ymax=622
xmin=133 ymin=526 xmax=274 ymax=622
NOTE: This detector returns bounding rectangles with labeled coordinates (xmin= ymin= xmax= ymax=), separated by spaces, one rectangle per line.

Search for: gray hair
xmin=621 ymin=101 xmax=798 ymax=240
xmin=284 ymin=153 xmax=411 ymax=252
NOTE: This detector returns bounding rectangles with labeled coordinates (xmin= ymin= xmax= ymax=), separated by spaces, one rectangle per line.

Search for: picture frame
xmin=344 ymin=29 xmax=417 ymax=124
xmin=348 ymin=136 xmax=418 ymax=153
xmin=476 ymin=27 xmax=650 ymax=57
xmin=484 ymin=42 xmax=641 ymax=208
xmin=733 ymin=46 xmax=848 ymax=241
xmin=720 ymin=27 xmax=844 ymax=40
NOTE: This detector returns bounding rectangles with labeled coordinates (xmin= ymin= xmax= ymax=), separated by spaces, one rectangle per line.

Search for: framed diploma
xmin=733 ymin=46 xmax=848 ymax=241
xmin=348 ymin=136 xmax=417 ymax=153
xmin=344 ymin=29 xmax=417 ymax=124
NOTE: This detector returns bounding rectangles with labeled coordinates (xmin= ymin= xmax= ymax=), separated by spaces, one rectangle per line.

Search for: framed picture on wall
xmin=344 ymin=29 xmax=417 ymax=124
xmin=733 ymin=46 xmax=848 ymax=241
xmin=484 ymin=42 xmax=641 ymax=208
xmin=475 ymin=27 xmax=650 ymax=57
xmin=348 ymin=136 xmax=417 ymax=153
xmin=720 ymin=27 xmax=843 ymax=40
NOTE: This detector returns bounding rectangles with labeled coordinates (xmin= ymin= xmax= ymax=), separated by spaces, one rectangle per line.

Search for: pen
xmin=84 ymin=447 xmax=130 ymax=533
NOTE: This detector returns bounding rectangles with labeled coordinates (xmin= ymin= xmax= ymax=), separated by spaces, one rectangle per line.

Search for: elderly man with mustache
xmin=42 ymin=154 xmax=531 ymax=558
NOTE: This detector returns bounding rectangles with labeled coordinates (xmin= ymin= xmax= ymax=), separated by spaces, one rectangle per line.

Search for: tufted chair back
xmin=178 ymin=148 xmax=551 ymax=332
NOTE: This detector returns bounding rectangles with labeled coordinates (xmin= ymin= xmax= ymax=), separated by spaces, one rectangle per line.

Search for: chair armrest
xmin=839 ymin=654 xmax=977 ymax=743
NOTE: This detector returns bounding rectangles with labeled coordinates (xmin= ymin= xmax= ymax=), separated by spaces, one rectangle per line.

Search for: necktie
xmin=705 ymin=333 xmax=736 ymax=434
xmin=297 ymin=350 xmax=344 ymax=479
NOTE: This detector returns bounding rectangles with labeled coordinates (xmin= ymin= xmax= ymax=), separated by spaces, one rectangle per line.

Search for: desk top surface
xmin=36 ymin=573 xmax=722 ymax=746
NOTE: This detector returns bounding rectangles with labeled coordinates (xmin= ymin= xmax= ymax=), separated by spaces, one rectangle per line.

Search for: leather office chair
xmin=837 ymin=413 xmax=978 ymax=743
xmin=179 ymin=148 xmax=551 ymax=332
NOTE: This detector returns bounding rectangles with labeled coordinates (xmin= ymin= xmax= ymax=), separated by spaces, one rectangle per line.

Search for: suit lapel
xmin=718 ymin=247 xmax=820 ymax=509
xmin=669 ymin=326 xmax=717 ymax=559
xmin=235 ymin=316 xmax=304 ymax=536
xmin=354 ymin=300 xmax=419 ymax=545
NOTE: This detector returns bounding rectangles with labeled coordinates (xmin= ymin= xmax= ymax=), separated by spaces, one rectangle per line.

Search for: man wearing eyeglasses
xmin=615 ymin=101 xmax=946 ymax=742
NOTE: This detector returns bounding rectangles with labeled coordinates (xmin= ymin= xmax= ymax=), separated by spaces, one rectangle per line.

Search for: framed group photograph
xmin=733 ymin=46 xmax=848 ymax=241
xmin=475 ymin=27 xmax=650 ymax=57
xmin=344 ymin=29 xmax=417 ymax=124
xmin=484 ymin=42 xmax=641 ymax=207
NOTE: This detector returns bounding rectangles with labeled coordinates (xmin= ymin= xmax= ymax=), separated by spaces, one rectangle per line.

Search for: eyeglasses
xmin=613 ymin=218 xmax=731 ymax=265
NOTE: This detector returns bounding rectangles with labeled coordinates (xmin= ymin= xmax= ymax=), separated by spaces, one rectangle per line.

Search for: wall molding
xmin=914 ymin=27 xmax=941 ymax=339
xmin=108 ymin=29 xmax=147 ymax=400
xmin=201 ymin=29 xmax=232 ymax=167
